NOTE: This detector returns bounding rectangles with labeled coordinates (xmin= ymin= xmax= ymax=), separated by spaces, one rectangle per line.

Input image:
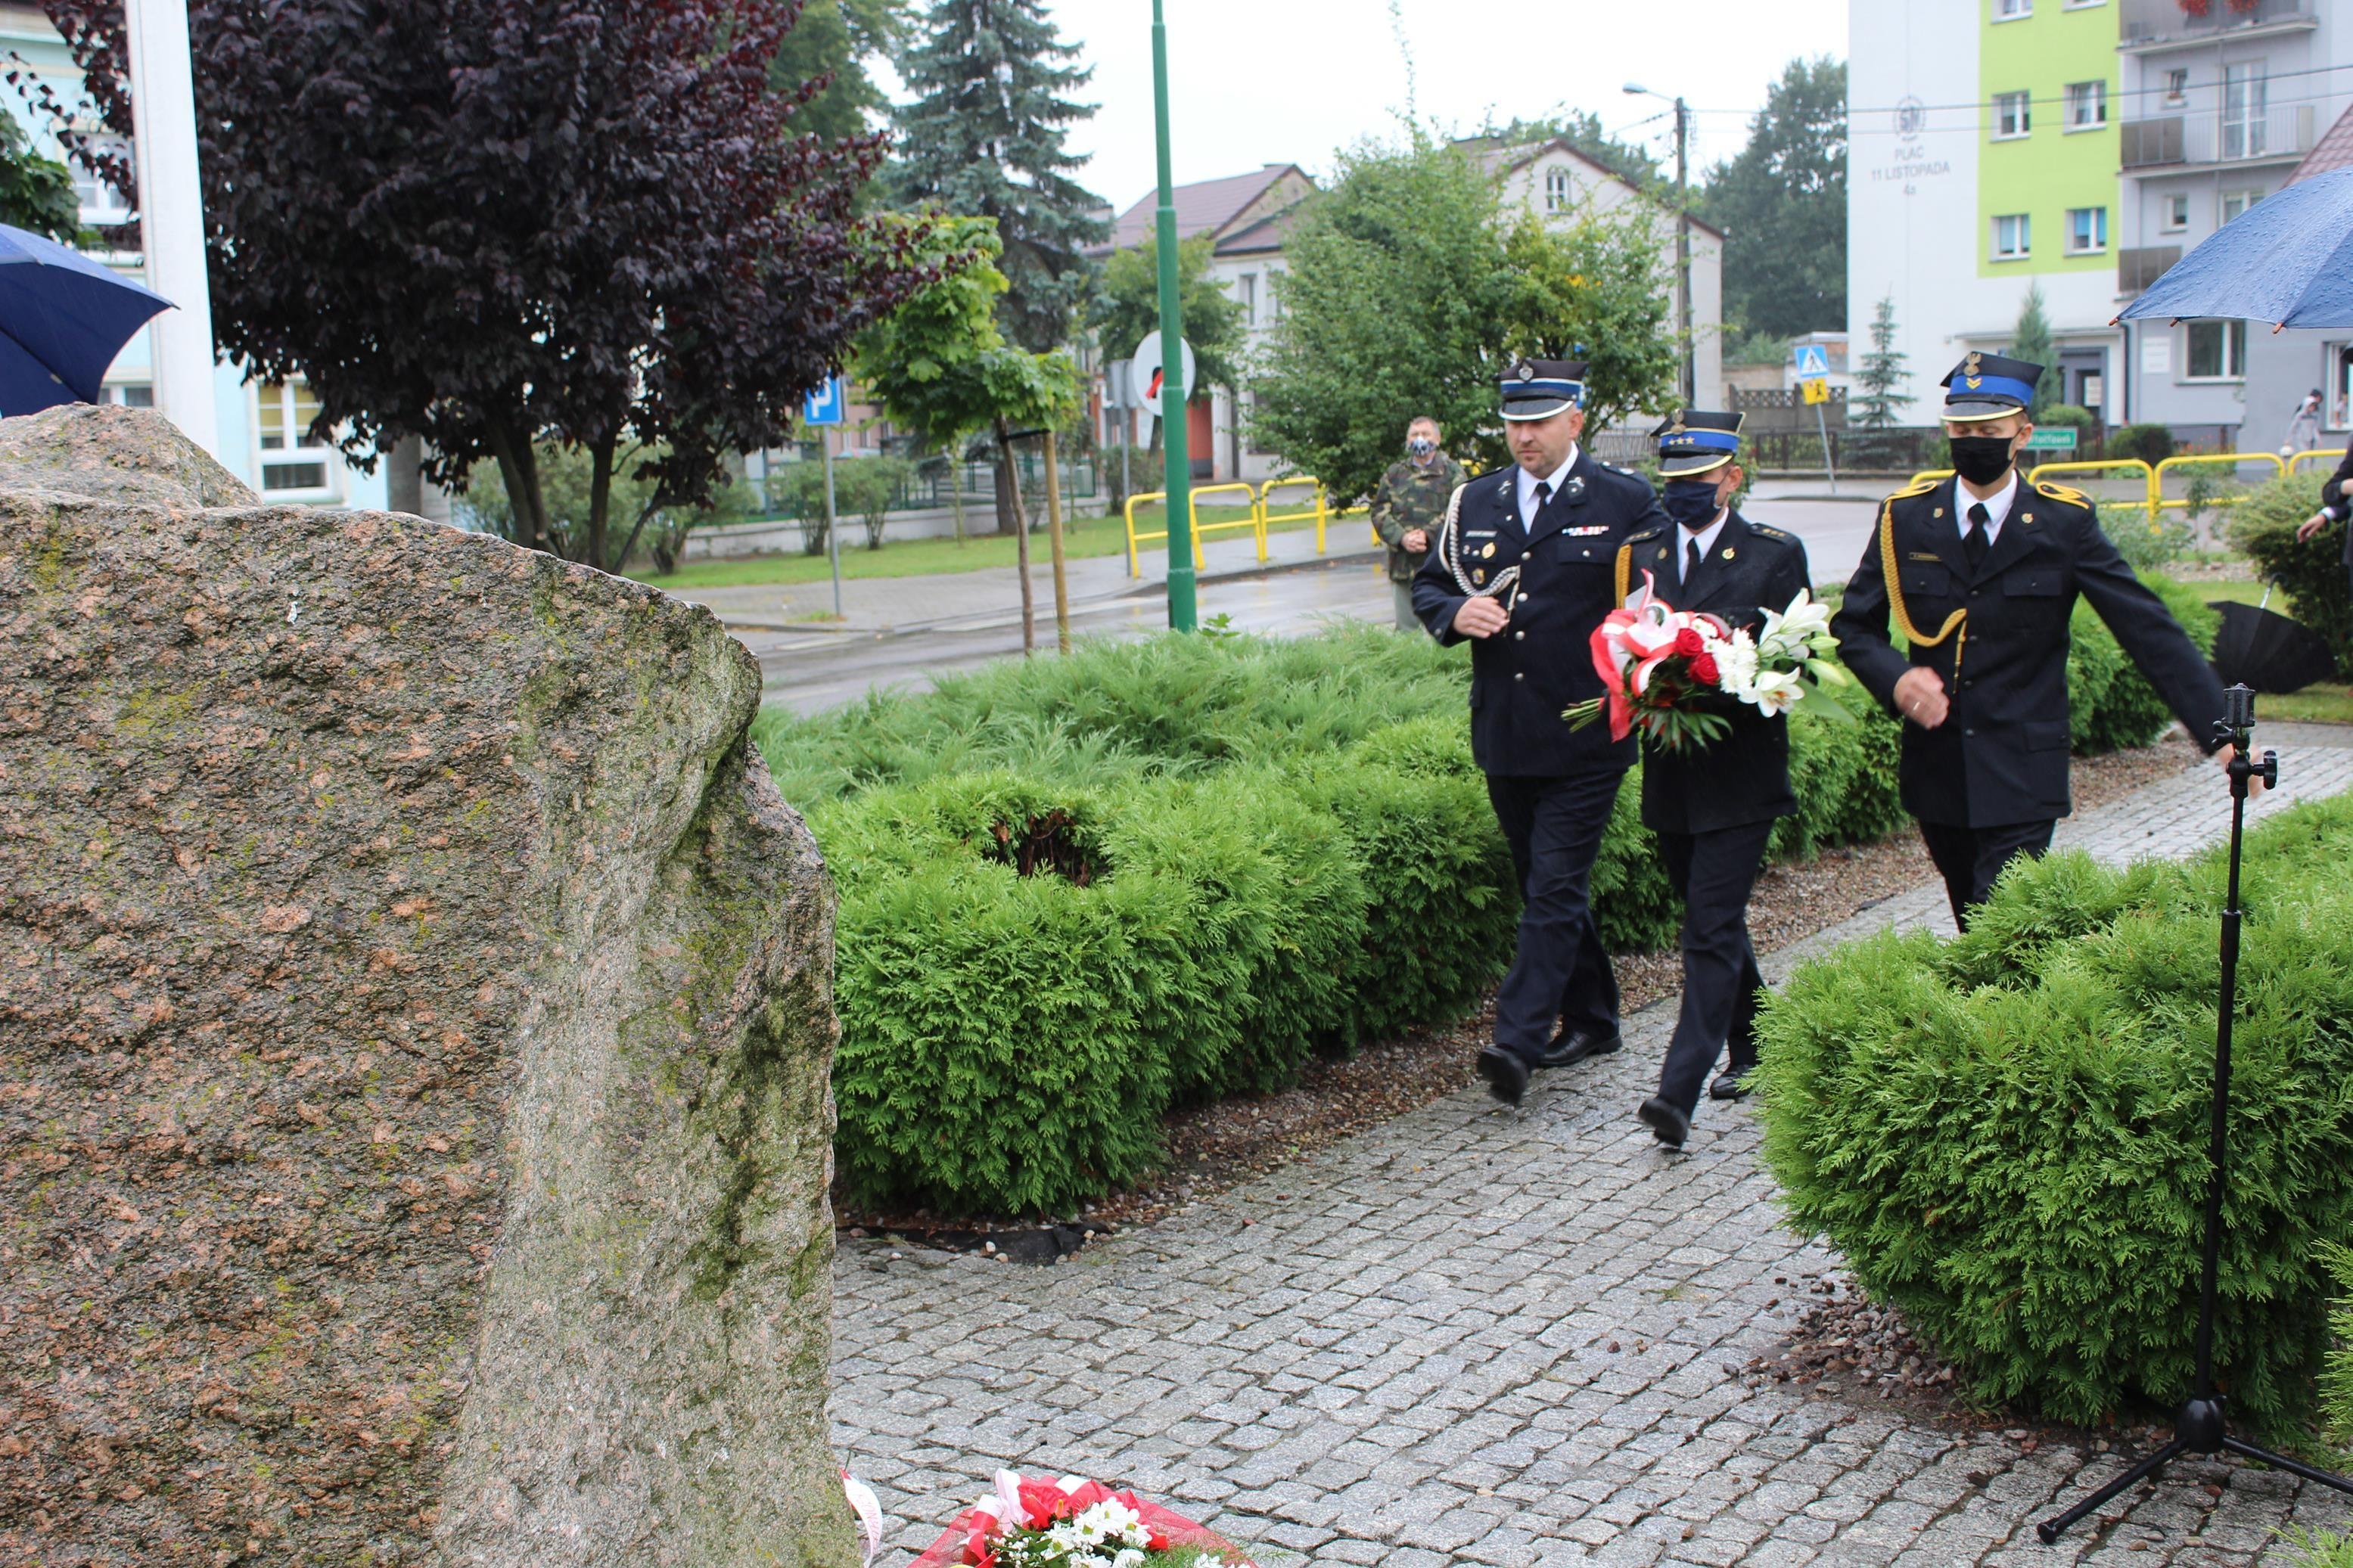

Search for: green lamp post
xmin=1151 ymin=0 xmax=1195 ymax=632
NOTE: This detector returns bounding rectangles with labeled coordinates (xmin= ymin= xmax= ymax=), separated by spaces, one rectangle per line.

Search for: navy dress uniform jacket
xmin=1832 ymin=476 xmax=2227 ymax=828
xmin=1411 ymin=451 xmax=1668 ymax=778
xmin=1624 ymin=511 xmax=1811 ymax=836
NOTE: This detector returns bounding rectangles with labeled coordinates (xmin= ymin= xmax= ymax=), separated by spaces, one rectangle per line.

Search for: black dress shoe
xmin=1637 ymin=1096 xmax=1691 ymax=1148
xmin=1536 ymin=1027 xmax=1623 ymax=1070
xmin=1475 ymin=1046 xmax=1531 ymax=1107
xmin=1710 ymin=1066 xmax=1755 ymax=1101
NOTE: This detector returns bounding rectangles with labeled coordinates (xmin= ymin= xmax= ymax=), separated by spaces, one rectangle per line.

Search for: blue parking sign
xmin=1792 ymin=343 xmax=1830 ymax=380
xmin=803 ymin=375 xmax=846 ymax=427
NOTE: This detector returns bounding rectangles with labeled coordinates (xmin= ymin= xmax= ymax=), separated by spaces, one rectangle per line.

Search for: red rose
xmin=1689 ymin=652 xmax=1720 ymax=686
xmin=1148 ymin=1534 xmax=1171 ymax=1552
xmin=1674 ymin=626 xmax=1706 ymax=658
xmin=1018 ymin=1480 xmax=1072 ymax=1530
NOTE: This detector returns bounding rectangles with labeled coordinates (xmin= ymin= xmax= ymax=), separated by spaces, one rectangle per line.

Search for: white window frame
xmin=100 ymin=383 xmax=154 ymax=408
xmin=2222 ymin=63 xmax=2268 ymax=160
xmin=252 ymin=380 xmax=342 ymax=501
xmin=1993 ymin=0 xmax=2031 ymax=19
xmin=1993 ymin=92 xmax=2033 ymax=140
xmin=2181 ymin=319 xmax=2247 ymax=382
xmin=1236 ymin=272 xmax=1257 ymax=328
xmin=1992 ymin=213 xmax=2032 ymax=260
xmin=1543 ymin=167 xmax=1571 ymax=213
xmin=2065 ymin=206 xmax=2108 ymax=254
xmin=70 ymin=132 xmax=133 ymax=228
xmin=2064 ymin=80 xmax=2108 ymax=132
xmin=2327 ymin=343 xmax=2353 ymax=432
xmin=2221 ymin=187 xmax=2263 ymax=224
xmin=2163 ymin=67 xmax=2190 ymax=107
xmin=2160 ymin=193 xmax=2190 ymax=232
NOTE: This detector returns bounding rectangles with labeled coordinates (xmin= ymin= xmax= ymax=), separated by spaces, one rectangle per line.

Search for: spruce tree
xmin=891 ymin=0 xmax=1106 ymax=351
xmin=2010 ymin=282 xmax=2059 ymax=418
xmin=1853 ymin=295 xmax=1913 ymax=430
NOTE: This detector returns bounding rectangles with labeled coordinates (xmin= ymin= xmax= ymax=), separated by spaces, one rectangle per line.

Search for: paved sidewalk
xmin=832 ymin=729 xmax=2353 ymax=1566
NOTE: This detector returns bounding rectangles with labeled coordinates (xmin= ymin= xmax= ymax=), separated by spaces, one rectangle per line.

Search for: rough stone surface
xmin=835 ymin=733 xmax=2353 ymax=1566
xmin=0 ymin=408 xmax=853 ymax=1567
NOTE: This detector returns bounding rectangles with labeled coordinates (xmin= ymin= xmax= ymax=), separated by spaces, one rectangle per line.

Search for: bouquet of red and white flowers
xmin=903 ymin=1470 xmax=1257 ymax=1568
xmin=1563 ymin=576 xmax=1854 ymax=752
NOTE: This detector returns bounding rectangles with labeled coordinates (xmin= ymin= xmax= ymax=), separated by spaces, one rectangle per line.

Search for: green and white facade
xmin=1851 ymin=0 xmax=2353 ymax=444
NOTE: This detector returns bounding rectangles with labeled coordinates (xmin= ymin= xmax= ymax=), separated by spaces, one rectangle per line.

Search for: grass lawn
xmin=2174 ymin=575 xmax=2353 ymax=726
xmin=629 ymin=502 xmax=1369 ymax=592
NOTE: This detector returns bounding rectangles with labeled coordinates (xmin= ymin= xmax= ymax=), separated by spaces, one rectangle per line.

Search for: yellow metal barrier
xmin=1122 ymin=485 xmax=1264 ymax=578
xmin=2024 ymin=458 xmax=2157 ymax=522
xmin=2151 ymin=451 xmax=2284 ymax=514
xmin=2289 ymin=449 xmax=2339 ymax=477
xmin=1257 ymin=477 xmax=1331 ymax=553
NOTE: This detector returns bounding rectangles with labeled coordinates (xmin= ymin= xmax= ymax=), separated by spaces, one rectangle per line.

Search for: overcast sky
xmin=1011 ymin=0 xmax=1851 ymax=214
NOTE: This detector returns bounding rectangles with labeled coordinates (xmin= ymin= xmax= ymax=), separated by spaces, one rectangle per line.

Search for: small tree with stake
xmin=41 ymin=0 xmax=942 ymax=576
xmin=852 ymin=215 xmax=1078 ymax=647
xmin=1852 ymin=294 xmax=1914 ymax=430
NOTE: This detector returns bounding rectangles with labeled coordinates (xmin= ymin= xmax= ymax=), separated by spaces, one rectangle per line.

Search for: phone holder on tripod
xmin=2037 ymin=685 xmax=2351 ymax=1543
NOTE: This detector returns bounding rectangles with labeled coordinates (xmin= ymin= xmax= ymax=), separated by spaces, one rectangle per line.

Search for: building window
xmin=2184 ymin=319 xmax=2246 ymax=380
xmin=2160 ymin=193 xmax=2190 ymax=231
xmin=71 ymin=135 xmax=133 ymax=228
xmin=1237 ymin=272 xmax=1257 ymax=328
xmin=254 ymin=380 xmax=337 ymax=497
xmin=1993 ymin=0 xmax=2031 ymax=18
xmin=100 ymin=383 xmax=155 ymax=408
xmin=2327 ymin=345 xmax=2353 ymax=430
xmin=1992 ymin=213 xmax=2032 ymax=260
xmin=1543 ymin=167 xmax=1570 ymax=213
xmin=1993 ymin=92 xmax=2032 ymax=139
xmin=2065 ymin=206 xmax=2108 ymax=253
xmin=2163 ymin=67 xmax=2189 ymax=107
xmin=2064 ymin=81 xmax=2108 ymax=130
xmin=2223 ymin=64 xmax=2267 ymax=160
xmin=2221 ymin=187 xmax=2263 ymax=224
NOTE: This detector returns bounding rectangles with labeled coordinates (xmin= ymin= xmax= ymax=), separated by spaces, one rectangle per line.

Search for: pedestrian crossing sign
xmin=1793 ymin=343 xmax=1831 ymax=380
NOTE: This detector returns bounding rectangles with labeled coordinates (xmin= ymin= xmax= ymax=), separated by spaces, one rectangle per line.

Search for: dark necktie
xmin=1965 ymin=502 xmax=1991 ymax=570
xmin=1685 ymin=537 xmax=1703 ymax=586
xmin=1533 ymin=480 xmax=1550 ymax=523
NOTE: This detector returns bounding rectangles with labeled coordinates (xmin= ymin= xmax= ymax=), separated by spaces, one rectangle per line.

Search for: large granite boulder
xmin=0 ymin=406 xmax=854 ymax=1566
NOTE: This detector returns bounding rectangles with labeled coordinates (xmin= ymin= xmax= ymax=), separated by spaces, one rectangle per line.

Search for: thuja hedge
xmin=1755 ymin=793 xmax=2353 ymax=1432
xmin=760 ymin=592 xmax=2217 ymax=1218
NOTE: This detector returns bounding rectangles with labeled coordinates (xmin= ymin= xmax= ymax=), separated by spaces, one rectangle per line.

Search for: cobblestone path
xmin=833 ymin=728 xmax=2353 ymax=1566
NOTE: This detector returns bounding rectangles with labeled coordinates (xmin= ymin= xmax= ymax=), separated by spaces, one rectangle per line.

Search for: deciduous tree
xmin=1089 ymin=232 xmax=1245 ymax=452
xmin=0 ymin=113 xmax=79 ymax=242
xmin=44 ymin=0 xmax=937 ymax=574
xmin=1697 ymin=57 xmax=1847 ymax=341
xmin=1250 ymin=135 xmax=1676 ymax=505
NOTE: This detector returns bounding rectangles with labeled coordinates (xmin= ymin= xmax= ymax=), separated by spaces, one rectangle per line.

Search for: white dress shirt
xmin=1515 ymin=446 xmax=1581 ymax=529
xmin=1677 ymin=511 xmax=1730 ymax=585
xmin=1956 ymin=470 xmax=2018 ymax=545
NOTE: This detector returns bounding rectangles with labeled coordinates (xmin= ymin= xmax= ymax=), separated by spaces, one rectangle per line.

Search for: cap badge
xmin=1964 ymin=350 xmax=1983 ymax=375
xmin=1510 ymin=358 xmax=1537 ymax=381
xmin=1667 ymin=415 xmax=1687 ymax=436
xmin=1965 ymin=377 xmax=1983 ymax=390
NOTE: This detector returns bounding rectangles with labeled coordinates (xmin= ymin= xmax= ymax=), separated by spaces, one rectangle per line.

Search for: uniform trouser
xmin=1486 ymin=769 xmax=1625 ymax=1064
xmin=1917 ymin=818 xmax=2056 ymax=931
xmin=1652 ymin=821 xmax=1775 ymax=1119
xmin=1392 ymin=580 xmax=1420 ymax=632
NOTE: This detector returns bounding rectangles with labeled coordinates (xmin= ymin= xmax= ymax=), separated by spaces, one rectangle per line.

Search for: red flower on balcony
xmin=2179 ymin=0 xmax=2213 ymax=15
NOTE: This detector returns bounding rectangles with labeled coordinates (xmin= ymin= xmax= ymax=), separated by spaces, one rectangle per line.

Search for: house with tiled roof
xmin=1094 ymin=164 xmax=1315 ymax=483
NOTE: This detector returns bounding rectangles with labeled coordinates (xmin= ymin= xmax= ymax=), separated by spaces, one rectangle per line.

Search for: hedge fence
xmin=756 ymin=579 xmax=2221 ymax=1218
xmin=1755 ymin=793 xmax=2353 ymax=1433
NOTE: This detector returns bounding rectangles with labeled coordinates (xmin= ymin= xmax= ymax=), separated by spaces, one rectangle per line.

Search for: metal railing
xmin=1901 ymin=453 xmax=2286 ymax=526
xmin=1122 ymin=477 xmax=1369 ymax=578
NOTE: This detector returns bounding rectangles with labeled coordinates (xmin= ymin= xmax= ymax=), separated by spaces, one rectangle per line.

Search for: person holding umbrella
xmin=2294 ymin=436 xmax=2353 ymax=610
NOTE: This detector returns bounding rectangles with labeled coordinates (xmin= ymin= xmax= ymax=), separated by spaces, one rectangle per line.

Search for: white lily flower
xmin=1743 ymin=670 xmax=1806 ymax=717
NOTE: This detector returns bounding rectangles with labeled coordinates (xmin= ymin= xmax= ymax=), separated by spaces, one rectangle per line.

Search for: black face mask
xmin=1407 ymin=437 xmax=1435 ymax=458
xmin=1661 ymin=478 xmax=1720 ymax=529
xmin=1949 ymin=433 xmax=2017 ymax=487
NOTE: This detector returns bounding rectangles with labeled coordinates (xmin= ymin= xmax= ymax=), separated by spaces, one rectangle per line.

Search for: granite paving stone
xmin=833 ymin=731 xmax=2353 ymax=1563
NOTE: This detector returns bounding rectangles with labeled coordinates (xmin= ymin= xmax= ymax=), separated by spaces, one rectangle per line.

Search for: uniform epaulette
xmin=1885 ymin=477 xmax=1941 ymax=502
xmin=1744 ymin=520 xmax=1795 ymax=542
xmin=1623 ymin=523 xmax=1666 ymax=544
xmin=2032 ymin=480 xmax=2092 ymax=508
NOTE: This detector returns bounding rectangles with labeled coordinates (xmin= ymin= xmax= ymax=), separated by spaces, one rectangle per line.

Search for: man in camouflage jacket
xmin=1370 ymin=415 xmax=1467 ymax=629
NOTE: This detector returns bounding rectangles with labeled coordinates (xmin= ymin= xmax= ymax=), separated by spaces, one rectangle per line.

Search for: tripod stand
xmin=2038 ymin=685 xmax=2353 ymax=1543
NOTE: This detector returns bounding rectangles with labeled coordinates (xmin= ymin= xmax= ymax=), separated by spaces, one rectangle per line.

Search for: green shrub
xmin=2234 ymin=472 xmax=2353 ymax=678
xmin=2040 ymin=403 xmax=2097 ymax=432
xmin=2279 ymin=1528 xmax=2353 ymax=1568
xmin=2325 ymin=1241 xmax=2353 ymax=1445
xmin=1756 ymin=793 xmax=2353 ymax=1431
xmin=2113 ymin=422 xmax=2175 ymax=467
xmin=2065 ymin=576 xmax=2220 ymax=756
xmin=1772 ymin=704 xmax=1907 ymax=861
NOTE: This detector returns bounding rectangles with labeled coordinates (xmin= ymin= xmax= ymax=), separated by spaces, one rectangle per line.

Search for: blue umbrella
xmin=2118 ymin=167 xmax=2353 ymax=329
xmin=0 ymin=221 xmax=173 ymax=415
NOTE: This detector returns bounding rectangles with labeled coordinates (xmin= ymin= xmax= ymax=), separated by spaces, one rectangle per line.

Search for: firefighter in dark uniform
xmin=1614 ymin=412 xmax=1810 ymax=1150
xmin=1832 ymin=352 xmax=2247 ymax=928
xmin=1413 ymin=358 xmax=1671 ymax=1108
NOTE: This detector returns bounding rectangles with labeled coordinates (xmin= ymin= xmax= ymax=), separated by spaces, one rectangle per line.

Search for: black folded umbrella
xmin=2208 ymin=593 xmax=2338 ymax=694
